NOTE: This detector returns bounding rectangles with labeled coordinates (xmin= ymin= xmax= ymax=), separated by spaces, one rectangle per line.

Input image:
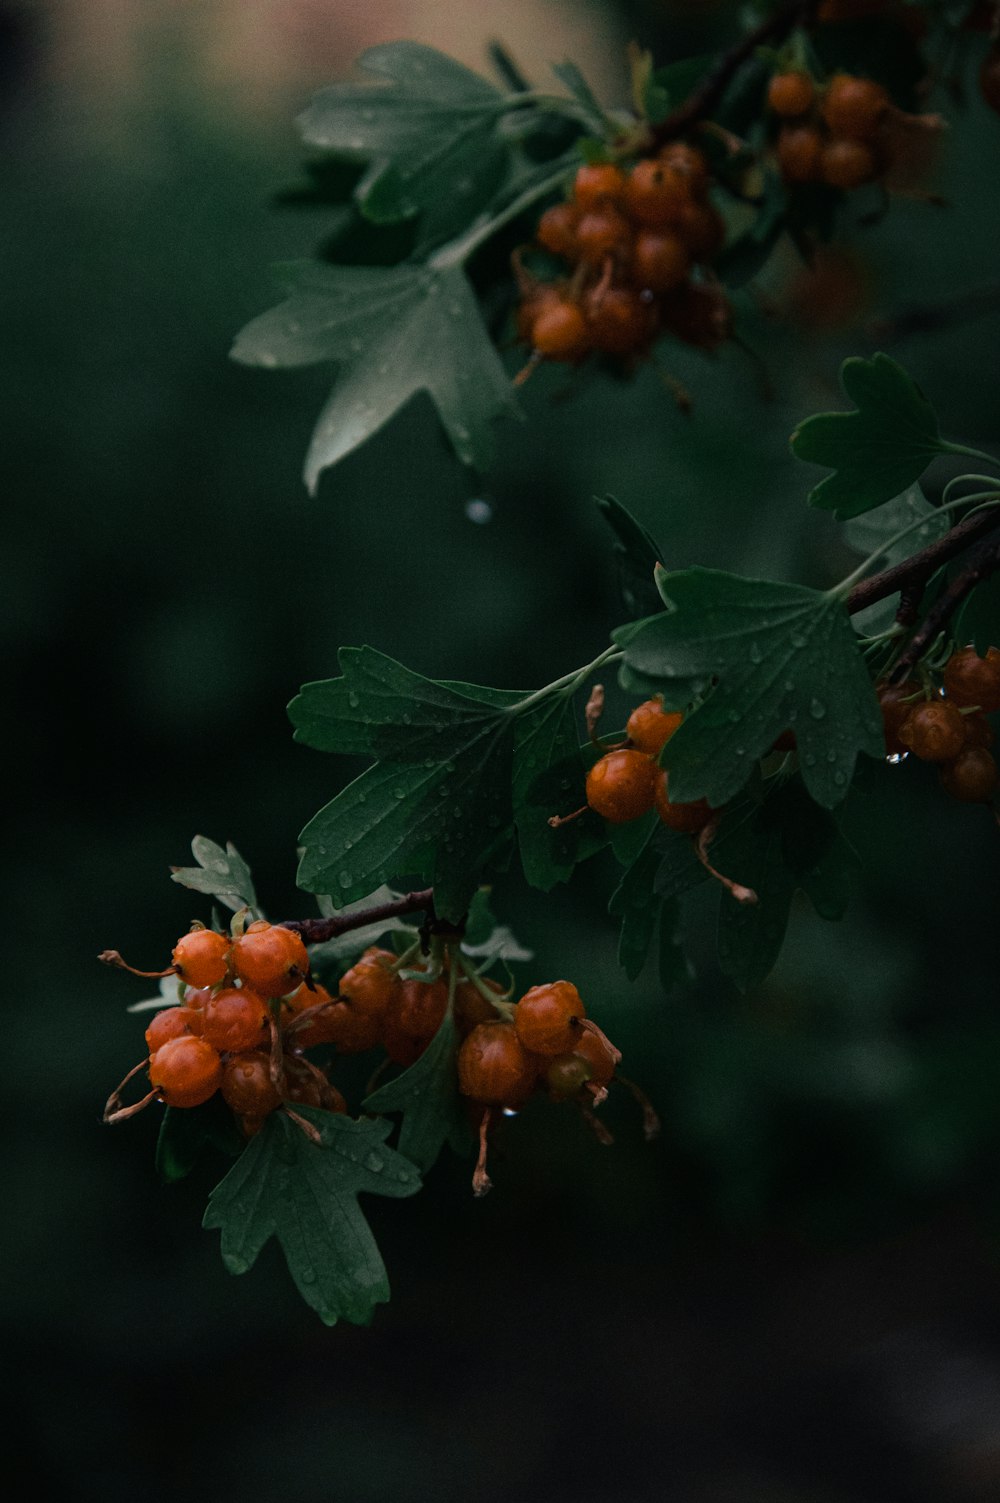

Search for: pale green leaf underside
xmin=170 ymin=836 xmax=258 ymax=915
xmin=622 ymin=569 xmax=883 ymax=808
xmin=297 ymin=42 xmax=509 ymax=236
xmin=203 ymin=1110 xmax=420 ymax=1326
xmin=231 ymin=262 xmax=521 ymax=490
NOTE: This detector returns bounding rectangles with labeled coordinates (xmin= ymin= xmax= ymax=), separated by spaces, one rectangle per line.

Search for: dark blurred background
xmin=5 ymin=2 xmax=1000 ymax=1499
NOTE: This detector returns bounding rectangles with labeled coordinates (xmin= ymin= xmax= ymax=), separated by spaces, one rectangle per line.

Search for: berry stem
xmin=98 ymin=950 xmax=176 ymax=980
xmin=103 ymin=1060 xmax=157 ymax=1124
xmin=507 ymin=645 xmax=624 ymax=716
xmin=890 ymin=534 xmax=1000 ymax=682
xmin=473 ymin=1110 xmax=494 ymax=1197
xmin=846 ymin=504 xmax=1000 ymax=617
xmin=615 ymin=1073 xmax=662 ymax=1142
xmin=834 ymin=493 xmax=1000 ymax=602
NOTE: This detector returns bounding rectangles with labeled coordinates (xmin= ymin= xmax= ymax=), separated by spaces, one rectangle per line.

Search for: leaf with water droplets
xmin=364 ymin=1012 xmax=473 ymax=1172
xmin=296 ymin=42 xmax=512 ymax=246
xmin=170 ymin=835 xmax=259 ymax=916
xmin=232 ymin=261 xmax=521 ymax=491
xmin=619 ymin=570 xmax=883 ymax=808
xmin=790 ymin=354 xmax=949 ymax=519
xmin=203 ymin=1109 xmax=421 ymax=1326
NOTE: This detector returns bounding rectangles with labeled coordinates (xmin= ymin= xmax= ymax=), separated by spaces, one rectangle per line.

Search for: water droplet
xmin=348 ymin=691 xmax=360 ymax=708
xmin=826 ymin=749 xmax=837 ymax=764
xmin=790 ymin=631 xmax=808 ymax=649
xmin=300 ymin=1267 xmax=316 ymax=1284
xmin=833 ymin=770 xmax=846 ymax=787
xmin=350 ymin=338 xmax=363 ymax=354
xmin=393 ymin=787 xmax=406 ymax=800
xmin=465 ymin=498 xmax=493 ymax=524
xmin=784 ymin=680 xmax=795 ymax=693
xmin=809 ymin=698 xmax=826 ymax=720
xmin=502 ymin=1107 xmax=519 ymax=1118
xmin=727 ymin=710 xmax=741 ymax=725
xmin=365 ymin=1152 xmax=385 ymax=1173
xmin=735 ymin=746 xmax=745 ymax=757
xmin=339 ymin=871 xmax=353 ymax=889
xmin=804 ymin=752 xmax=817 ymax=767
xmin=257 ymin=351 xmax=277 ymax=368
xmin=448 ymin=301 xmax=463 ymax=318
xmin=749 ymin=643 xmax=762 ymax=665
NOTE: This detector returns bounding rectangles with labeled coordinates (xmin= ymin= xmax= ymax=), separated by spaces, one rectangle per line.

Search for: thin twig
xmin=278 ymin=889 xmax=435 ymax=944
xmin=845 ymin=512 xmax=1000 ymax=617
xmin=890 ymin=536 xmax=1000 ymax=681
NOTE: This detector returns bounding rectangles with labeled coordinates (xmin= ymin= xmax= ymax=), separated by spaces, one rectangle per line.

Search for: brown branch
xmin=652 ymin=0 xmax=817 ymax=144
xmin=890 ymin=536 xmax=1000 ymax=682
xmin=277 ymin=888 xmax=435 ymax=945
xmin=845 ymin=510 xmax=1000 ymax=618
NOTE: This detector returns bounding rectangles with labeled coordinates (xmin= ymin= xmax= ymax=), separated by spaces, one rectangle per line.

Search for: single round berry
xmin=172 ymin=928 xmax=230 ymax=988
xmin=572 ymin=1029 xmax=617 ymax=1086
xmin=201 ymin=986 xmax=269 ymax=1053
xmin=145 ymin=1005 xmax=202 ymax=1055
xmin=942 ymin=645 xmax=1000 ymax=712
xmin=673 ymin=199 xmax=724 ymax=262
xmin=282 ymin=981 xmax=334 ymax=1019
xmin=776 ymin=124 xmax=824 ymax=184
xmin=339 ymin=947 xmax=398 ymax=1018
xmin=653 ymin=770 xmax=713 ymax=833
xmin=149 ymin=1035 xmax=223 ymax=1108
xmin=516 ymin=284 xmax=561 ymax=343
xmin=531 ymin=300 xmax=591 ymax=360
xmin=574 ymin=206 xmax=632 ymax=265
xmin=231 ymin=921 xmax=309 ymax=997
xmin=536 ymin=202 xmax=579 ymax=258
xmin=626 ymin=696 xmax=683 ymax=756
xmin=631 ymin=229 xmax=690 ymax=292
xmin=220 ymin=1050 xmax=282 ymax=1116
xmin=624 ymin=158 xmax=689 ymax=227
xmin=382 ymin=1019 xmax=428 ymax=1068
xmin=767 ymin=71 xmax=816 ymax=118
xmin=585 ymin=748 xmax=657 ymax=823
xmin=876 ymin=679 xmax=921 ymax=755
xmin=457 ymin=1021 xmax=536 ymax=1106
xmin=513 ymin=980 xmax=585 ymax=1056
xmin=898 ymin=699 xmax=968 ymax=761
xmin=455 ymin=976 xmax=506 ymax=1035
xmin=820 ymin=138 xmax=878 ymax=190
xmin=283 ymin=1056 xmax=324 ymax=1108
xmin=821 ymin=74 xmax=889 ymax=140
xmin=585 ymin=287 xmax=652 ymax=355
xmin=573 ymin=162 xmax=626 ymax=208
xmin=544 ymin=1053 xmax=593 ymax=1101
xmin=296 ymin=999 xmax=380 ymax=1054
xmin=939 ymin=746 xmax=999 ymax=803
xmin=396 ymin=976 xmax=449 ymax=1039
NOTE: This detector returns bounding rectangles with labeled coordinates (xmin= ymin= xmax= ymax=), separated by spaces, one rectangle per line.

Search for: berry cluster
xmin=769 ymin=70 xmax=895 ymax=190
xmin=583 ymin=696 xmax=715 ymax=834
xmin=102 ymin=919 xmax=353 ymax=1136
xmin=877 ymin=645 xmax=1000 ymax=804
xmin=516 ymin=151 xmax=730 ymax=369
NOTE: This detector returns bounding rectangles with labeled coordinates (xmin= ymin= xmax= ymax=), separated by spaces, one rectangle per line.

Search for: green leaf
xmin=511 ymin=695 xmax=586 ymax=888
xmin=550 ymin=59 xmax=608 ymax=133
xmin=296 ymin=43 xmax=510 ymax=243
xmin=790 ymin=354 xmax=948 ymax=519
xmin=231 ymin=261 xmax=521 ymax=492
xmin=170 ymin=836 xmax=259 ymax=916
xmin=363 ymin=1012 xmax=472 ymax=1172
xmin=844 ymin=485 xmax=949 ymax=635
xmin=644 ymin=55 xmax=714 ymax=125
xmin=203 ymin=1109 xmax=421 ymax=1326
xmin=714 ymin=170 xmax=786 ymax=289
xmin=608 ymin=825 xmax=663 ymax=980
xmin=155 ymin=1099 xmax=244 ymax=1183
xmin=596 ymin=494 xmax=664 ymax=620
xmin=621 ymin=571 xmax=883 ymax=808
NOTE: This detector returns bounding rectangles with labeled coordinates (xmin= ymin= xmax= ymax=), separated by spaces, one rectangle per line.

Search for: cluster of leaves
xmin=231 ymin=5 xmax=989 ymax=494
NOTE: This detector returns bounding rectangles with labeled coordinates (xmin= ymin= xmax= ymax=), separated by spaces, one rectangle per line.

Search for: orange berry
xmin=536 ymin=201 xmax=579 ymax=258
xmin=585 ymin=747 xmax=658 ymax=823
xmin=149 ymin=1035 xmax=223 ymax=1108
xmin=513 ymin=980 xmax=585 ymax=1056
xmin=531 ymin=300 xmax=591 ymax=360
xmin=624 ymin=158 xmax=690 ymax=227
xmin=942 ymin=646 xmax=1000 ymax=712
xmin=200 ymin=986 xmax=269 ymax=1053
xmin=626 ymin=696 xmax=683 ymax=756
xmin=776 ymin=124 xmax=824 ymax=183
xmin=898 ymin=700 xmax=968 ymax=761
xmin=573 ymin=162 xmax=626 ymax=207
xmin=939 ymin=746 xmax=999 ymax=803
xmin=454 ymin=976 xmax=506 ymax=1035
xmin=657 ymin=142 xmax=710 ymax=194
xmin=220 ymin=1050 xmax=282 ymax=1116
xmin=172 ymin=928 xmax=230 ymax=988
xmin=653 ymin=769 xmax=713 ymax=832
xmin=296 ymin=999 xmax=380 ymax=1054
xmin=876 ymin=680 xmax=921 ymax=755
xmin=574 ymin=206 xmax=632 ymax=264
xmin=767 ymin=71 xmax=816 ymax=118
xmin=821 ymin=74 xmax=889 ymax=140
xmin=338 ymin=947 xmax=398 ymax=1018
xmin=673 ymin=199 xmax=724 ymax=262
xmin=585 ymin=287 xmax=653 ymax=355
xmin=231 ymin=921 xmax=309 ymax=998
xmin=820 ymin=137 xmax=878 ymax=189
xmin=457 ymin=1021 xmax=536 ymax=1106
xmin=396 ymin=976 xmax=449 ymax=1039
xmin=144 ymin=1005 xmax=202 ymax=1055
xmin=631 ymin=229 xmax=690 ymax=292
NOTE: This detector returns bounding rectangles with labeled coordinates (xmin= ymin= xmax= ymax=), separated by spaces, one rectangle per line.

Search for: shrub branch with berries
xmin=101 ymin=3 xmax=1000 ymax=1324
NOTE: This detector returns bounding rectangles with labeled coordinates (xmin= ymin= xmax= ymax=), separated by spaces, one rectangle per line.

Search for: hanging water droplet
xmin=465 ymin=497 xmax=493 ymax=524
